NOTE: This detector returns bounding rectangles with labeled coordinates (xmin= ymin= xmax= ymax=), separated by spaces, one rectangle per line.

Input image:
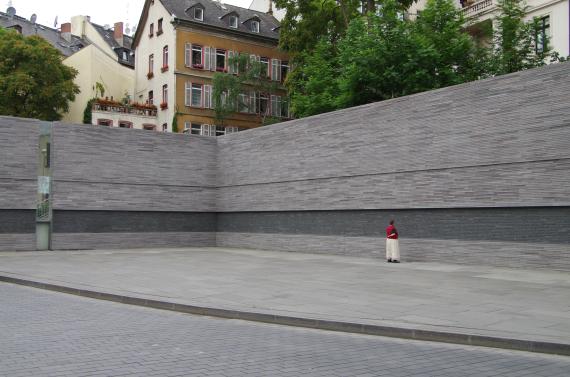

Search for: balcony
xmin=92 ymin=99 xmax=158 ymax=117
xmin=460 ymin=0 xmax=496 ymax=19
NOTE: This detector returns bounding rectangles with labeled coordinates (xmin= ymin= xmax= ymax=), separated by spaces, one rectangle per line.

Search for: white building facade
xmin=408 ymin=0 xmax=569 ymax=58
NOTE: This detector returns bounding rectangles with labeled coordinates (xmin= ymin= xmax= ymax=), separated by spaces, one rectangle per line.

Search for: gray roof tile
xmin=0 ymin=11 xmax=87 ymax=56
xmin=162 ymin=0 xmax=280 ymax=40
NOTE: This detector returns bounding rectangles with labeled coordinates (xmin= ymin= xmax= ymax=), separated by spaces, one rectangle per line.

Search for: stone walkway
xmin=1 ymin=247 xmax=569 ymax=352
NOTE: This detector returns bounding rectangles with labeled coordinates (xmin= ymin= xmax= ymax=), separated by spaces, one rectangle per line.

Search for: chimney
xmin=114 ymin=22 xmax=124 ymax=46
xmin=61 ymin=22 xmax=72 ymax=43
xmin=267 ymin=0 xmax=273 ymax=15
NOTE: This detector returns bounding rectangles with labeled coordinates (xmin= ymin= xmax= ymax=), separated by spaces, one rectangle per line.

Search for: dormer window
xmin=194 ymin=7 xmax=203 ymax=21
xmin=229 ymin=15 xmax=238 ymax=28
xmin=250 ymin=20 xmax=259 ymax=33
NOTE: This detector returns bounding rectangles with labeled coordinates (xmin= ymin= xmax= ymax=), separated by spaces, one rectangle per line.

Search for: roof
xmin=0 ymin=11 xmax=87 ymax=57
xmin=163 ymin=0 xmax=280 ymax=40
xmin=91 ymin=23 xmax=135 ymax=66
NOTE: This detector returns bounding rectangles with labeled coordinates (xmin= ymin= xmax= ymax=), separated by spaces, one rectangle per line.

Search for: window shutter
xmin=249 ymin=91 xmax=257 ymax=113
xmin=204 ymin=85 xmax=211 ymax=109
xmin=185 ymin=82 xmax=191 ymax=106
xmin=204 ymin=46 xmax=210 ymax=70
xmin=228 ymin=51 xmax=234 ymax=74
xmin=210 ymin=47 xmax=217 ymax=71
xmin=185 ymin=43 xmax=191 ymax=67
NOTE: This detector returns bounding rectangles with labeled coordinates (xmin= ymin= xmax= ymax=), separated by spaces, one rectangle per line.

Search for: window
xmin=281 ymin=98 xmax=290 ymax=118
xmin=259 ymin=93 xmax=268 ymax=115
xmin=157 ymin=18 xmax=163 ymax=35
xmin=281 ymin=61 xmax=289 ymax=82
xmin=216 ymin=126 xmax=226 ymax=136
xmin=238 ymin=93 xmax=249 ymax=113
xmin=216 ymin=49 xmax=226 ymax=71
xmin=148 ymin=54 xmax=154 ymax=75
xmin=250 ymin=20 xmax=259 ymax=33
xmin=143 ymin=124 xmax=156 ymax=131
xmin=119 ymin=121 xmax=133 ymax=128
xmin=148 ymin=90 xmax=153 ymax=105
xmin=97 ymin=119 xmax=112 ymax=127
xmin=201 ymin=124 xmax=217 ymax=136
xmin=194 ymin=7 xmax=203 ymax=21
xmin=192 ymin=45 xmax=203 ymax=67
xmin=271 ymin=95 xmax=282 ymax=117
xmin=191 ymin=83 xmax=203 ymax=107
xmin=229 ymin=15 xmax=238 ymax=28
xmin=122 ymin=51 xmax=128 ymax=61
xmin=225 ymin=126 xmax=240 ymax=134
xmin=149 ymin=23 xmax=154 ymax=37
xmin=249 ymin=91 xmax=258 ymax=113
xmin=271 ymin=59 xmax=280 ymax=81
xmin=162 ymin=46 xmax=168 ymax=71
xmin=260 ymin=57 xmax=269 ymax=78
xmin=228 ymin=50 xmax=238 ymax=74
xmin=161 ymin=84 xmax=168 ymax=108
xmin=536 ymin=16 xmax=550 ymax=54
xmin=184 ymin=122 xmax=202 ymax=135
xmin=162 ymin=123 xmax=168 ymax=132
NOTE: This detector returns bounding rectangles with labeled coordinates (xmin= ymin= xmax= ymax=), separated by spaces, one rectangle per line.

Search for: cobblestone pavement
xmin=1 ymin=283 xmax=569 ymax=377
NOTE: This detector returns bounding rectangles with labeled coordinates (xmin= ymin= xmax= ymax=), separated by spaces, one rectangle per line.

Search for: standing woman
xmin=386 ymin=220 xmax=400 ymax=263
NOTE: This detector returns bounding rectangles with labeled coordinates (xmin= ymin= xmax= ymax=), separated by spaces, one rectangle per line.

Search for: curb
xmin=2 ymin=275 xmax=569 ymax=357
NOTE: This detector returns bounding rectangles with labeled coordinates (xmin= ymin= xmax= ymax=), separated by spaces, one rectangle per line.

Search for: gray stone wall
xmin=50 ymin=123 xmax=218 ymax=249
xmin=1 ymin=63 xmax=569 ymax=266
xmin=216 ymin=63 xmax=570 ymax=211
xmin=215 ymin=63 xmax=570 ymax=269
xmin=0 ymin=117 xmax=39 ymax=250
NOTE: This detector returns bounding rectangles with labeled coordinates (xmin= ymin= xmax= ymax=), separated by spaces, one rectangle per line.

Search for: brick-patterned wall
xmin=217 ymin=63 xmax=570 ymax=211
xmin=0 ymin=117 xmax=39 ymax=250
xmin=50 ymin=123 xmax=218 ymax=249
xmin=216 ymin=63 xmax=570 ymax=269
xmin=2 ymin=63 xmax=569 ymax=266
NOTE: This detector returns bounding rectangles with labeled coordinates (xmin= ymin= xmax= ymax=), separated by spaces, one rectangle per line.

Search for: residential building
xmin=119 ymin=0 xmax=290 ymax=135
xmin=62 ymin=16 xmax=136 ymax=124
xmin=0 ymin=8 xmax=86 ymax=56
xmin=408 ymin=0 xmax=569 ymax=57
xmin=0 ymin=6 xmax=136 ymax=125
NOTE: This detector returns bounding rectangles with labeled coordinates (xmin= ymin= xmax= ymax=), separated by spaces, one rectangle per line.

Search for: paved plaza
xmin=2 ymin=283 xmax=570 ymax=377
xmin=1 ymin=247 xmax=569 ymax=349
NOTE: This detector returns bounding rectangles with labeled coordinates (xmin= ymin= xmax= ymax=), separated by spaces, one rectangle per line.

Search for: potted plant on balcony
xmin=147 ymin=72 xmax=154 ymax=79
xmin=160 ymin=102 xmax=168 ymax=110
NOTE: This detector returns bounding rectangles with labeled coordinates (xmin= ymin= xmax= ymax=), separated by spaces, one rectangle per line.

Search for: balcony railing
xmin=92 ymin=101 xmax=158 ymax=117
xmin=460 ymin=0 xmax=495 ymax=18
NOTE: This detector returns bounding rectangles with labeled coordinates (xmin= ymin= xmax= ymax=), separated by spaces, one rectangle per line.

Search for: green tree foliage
xmin=212 ymin=54 xmax=282 ymax=126
xmin=292 ymin=0 xmax=485 ymax=116
xmin=274 ymin=0 xmax=416 ymax=59
xmin=83 ymin=98 xmax=96 ymax=124
xmin=289 ymin=37 xmax=340 ymax=116
xmin=488 ymin=0 xmax=551 ymax=75
xmin=0 ymin=28 xmax=80 ymax=121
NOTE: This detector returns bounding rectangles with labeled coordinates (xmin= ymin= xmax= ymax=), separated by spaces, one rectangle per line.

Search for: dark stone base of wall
xmin=0 ymin=210 xmax=36 ymax=251
xmin=217 ymin=207 xmax=570 ymax=243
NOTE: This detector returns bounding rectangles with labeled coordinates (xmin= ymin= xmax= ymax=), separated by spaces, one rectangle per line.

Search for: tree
xmin=0 ymin=28 xmax=80 ymax=121
xmin=83 ymin=98 xmax=96 ymax=124
xmin=291 ymin=0 xmax=484 ymax=115
xmin=289 ymin=36 xmax=340 ymax=117
xmin=274 ymin=0 xmax=416 ymax=59
xmin=488 ymin=0 xmax=551 ymax=75
xmin=212 ymin=54 xmax=283 ymax=127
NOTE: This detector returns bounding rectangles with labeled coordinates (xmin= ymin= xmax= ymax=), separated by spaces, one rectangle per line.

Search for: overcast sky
xmin=6 ymin=0 xmax=255 ymax=33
